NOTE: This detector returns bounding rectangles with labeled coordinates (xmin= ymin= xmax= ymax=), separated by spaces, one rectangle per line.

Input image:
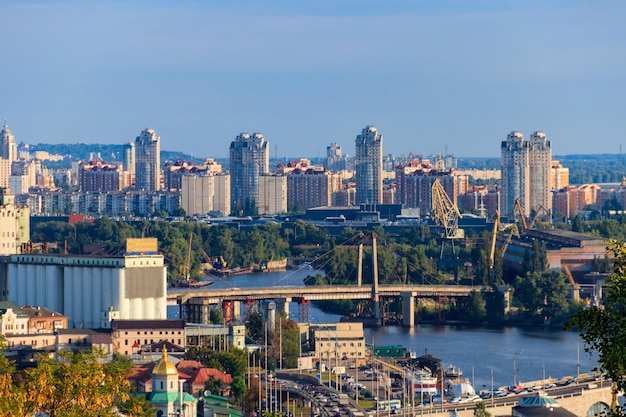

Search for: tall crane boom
xmin=431 ymin=179 xmax=464 ymax=240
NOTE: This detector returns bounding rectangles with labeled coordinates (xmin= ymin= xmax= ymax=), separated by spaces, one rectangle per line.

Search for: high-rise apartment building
xmin=229 ymin=132 xmax=269 ymax=215
xmin=122 ymin=142 xmax=135 ymax=188
xmin=527 ymin=131 xmax=552 ymax=214
xmin=355 ymin=125 xmax=383 ymax=205
xmin=134 ymin=128 xmax=161 ymax=191
xmin=500 ymin=131 xmax=552 ymax=217
xmin=0 ymin=123 xmax=18 ymax=163
xmin=501 ymin=131 xmax=530 ymax=217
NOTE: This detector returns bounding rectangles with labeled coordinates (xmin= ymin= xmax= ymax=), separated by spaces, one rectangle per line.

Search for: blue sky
xmin=1 ymin=1 xmax=624 ymax=159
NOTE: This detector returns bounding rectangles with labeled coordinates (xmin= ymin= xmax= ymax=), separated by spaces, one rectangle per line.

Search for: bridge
xmin=167 ymin=283 xmax=486 ymax=327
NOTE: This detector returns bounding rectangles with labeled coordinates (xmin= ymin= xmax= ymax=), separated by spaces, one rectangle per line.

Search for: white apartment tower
xmin=355 ymin=125 xmax=383 ymax=205
xmin=134 ymin=128 xmax=161 ymax=191
xmin=500 ymin=131 xmax=552 ymax=218
xmin=528 ymin=131 xmax=552 ymax=214
xmin=229 ymin=132 xmax=269 ymax=215
xmin=122 ymin=141 xmax=136 ymax=188
xmin=0 ymin=123 xmax=17 ymax=163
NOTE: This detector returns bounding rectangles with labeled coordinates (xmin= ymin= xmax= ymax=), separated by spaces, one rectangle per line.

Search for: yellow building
xmin=310 ymin=322 xmax=366 ymax=365
xmin=0 ymin=187 xmax=29 ymax=255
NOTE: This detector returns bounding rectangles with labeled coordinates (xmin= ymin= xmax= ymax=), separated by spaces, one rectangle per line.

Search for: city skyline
xmin=1 ymin=1 xmax=625 ymax=159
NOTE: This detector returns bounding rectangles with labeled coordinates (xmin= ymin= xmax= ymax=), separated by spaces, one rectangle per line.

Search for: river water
xmin=169 ymin=269 xmax=598 ymax=390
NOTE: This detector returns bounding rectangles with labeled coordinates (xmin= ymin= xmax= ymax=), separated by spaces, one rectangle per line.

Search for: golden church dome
xmin=152 ymin=347 xmax=178 ymax=376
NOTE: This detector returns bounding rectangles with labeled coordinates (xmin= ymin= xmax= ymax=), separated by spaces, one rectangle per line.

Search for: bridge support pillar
xmin=222 ymin=300 xmax=233 ymax=325
xmin=401 ymin=291 xmax=417 ymax=328
xmin=275 ymin=297 xmax=292 ymax=318
xmin=232 ymin=301 xmax=241 ymax=322
xmin=262 ymin=301 xmax=277 ymax=332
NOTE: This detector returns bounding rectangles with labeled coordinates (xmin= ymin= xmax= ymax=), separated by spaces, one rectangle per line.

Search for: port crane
xmin=431 ymin=178 xmax=464 ymax=259
xmin=179 ymin=234 xmax=193 ymax=281
xmin=489 ymin=210 xmax=520 ymax=270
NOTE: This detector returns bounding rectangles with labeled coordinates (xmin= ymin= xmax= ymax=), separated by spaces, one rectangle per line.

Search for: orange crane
xmin=489 ymin=210 xmax=520 ymax=269
xmin=179 ymin=234 xmax=193 ymax=281
xmin=561 ymin=263 xmax=580 ymax=302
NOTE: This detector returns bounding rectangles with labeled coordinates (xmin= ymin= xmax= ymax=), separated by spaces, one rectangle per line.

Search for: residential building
xmin=229 ymin=132 xmax=269 ymax=215
xmin=325 ymin=142 xmax=346 ymax=171
xmin=21 ymin=189 xmax=180 ymax=217
xmin=0 ymin=301 xmax=29 ymax=336
xmin=122 ymin=141 xmax=135 ymax=188
xmin=394 ymin=162 xmax=466 ymax=216
xmin=528 ymin=131 xmax=552 ymax=214
xmin=0 ymin=188 xmax=30 ymax=255
xmin=111 ymin=319 xmax=186 ymax=356
xmin=258 ymin=175 xmax=287 ymax=215
xmin=78 ymin=160 xmax=124 ymax=192
xmin=0 ymin=158 xmax=9 ymax=188
xmin=21 ymin=305 xmax=68 ymax=334
xmin=0 ymin=122 xmax=17 ymax=163
xmin=500 ymin=131 xmax=552 ymax=217
xmin=501 ymin=131 xmax=530 ymax=217
xmin=551 ymin=160 xmax=570 ymax=190
xmin=355 ymin=125 xmax=383 ymax=205
xmin=164 ymin=158 xmax=222 ymax=191
xmin=181 ymin=173 xmax=230 ymax=216
xmin=309 ymin=322 xmax=366 ymax=365
xmin=459 ymin=185 xmax=500 ymax=217
xmin=280 ymin=160 xmax=340 ymax=210
xmin=134 ymin=128 xmax=161 ymax=191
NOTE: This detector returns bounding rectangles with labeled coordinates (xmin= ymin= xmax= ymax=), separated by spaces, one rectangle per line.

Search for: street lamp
xmin=513 ymin=349 xmax=523 ymax=387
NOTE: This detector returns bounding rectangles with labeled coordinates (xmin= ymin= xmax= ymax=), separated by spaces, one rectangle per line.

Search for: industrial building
xmin=0 ymin=238 xmax=167 ymax=329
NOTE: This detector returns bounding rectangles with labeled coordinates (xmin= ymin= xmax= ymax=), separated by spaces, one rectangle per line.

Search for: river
xmin=169 ymin=269 xmax=598 ymax=390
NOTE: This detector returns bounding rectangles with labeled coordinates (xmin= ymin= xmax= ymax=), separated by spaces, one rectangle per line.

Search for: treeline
xmin=31 ymin=217 xmax=611 ymax=324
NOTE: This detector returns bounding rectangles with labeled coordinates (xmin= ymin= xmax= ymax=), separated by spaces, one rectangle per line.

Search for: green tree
xmin=474 ymin=401 xmax=491 ymax=417
xmin=567 ymin=241 xmax=626 ymax=415
xmin=246 ymin=311 xmax=265 ymax=343
xmin=460 ymin=291 xmax=487 ymax=323
xmin=231 ymin=375 xmax=248 ymax=403
xmin=210 ymin=307 xmax=225 ymax=325
xmin=204 ymin=376 xmax=222 ymax=396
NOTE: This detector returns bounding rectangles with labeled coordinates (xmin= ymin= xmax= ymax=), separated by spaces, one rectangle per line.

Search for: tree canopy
xmin=567 ymin=240 xmax=626 ymax=415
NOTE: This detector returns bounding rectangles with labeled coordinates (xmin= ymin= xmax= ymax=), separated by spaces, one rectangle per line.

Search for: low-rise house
xmin=112 ymin=319 xmax=186 ymax=355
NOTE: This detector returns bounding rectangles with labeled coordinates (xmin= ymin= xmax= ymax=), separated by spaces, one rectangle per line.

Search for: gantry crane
xmin=561 ymin=263 xmax=581 ymax=302
xmin=432 ymin=178 xmax=464 ymax=259
xmin=489 ymin=210 xmax=520 ymax=269
xmin=179 ymin=234 xmax=193 ymax=281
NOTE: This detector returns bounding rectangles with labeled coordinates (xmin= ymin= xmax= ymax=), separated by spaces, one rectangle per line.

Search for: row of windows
xmin=123 ymin=330 xmax=183 ymax=336
xmin=122 ymin=338 xmax=182 ymax=346
xmin=323 ymin=341 xmax=362 ymax=347
xmin=1 ymin=232 xmax=15 ymax=237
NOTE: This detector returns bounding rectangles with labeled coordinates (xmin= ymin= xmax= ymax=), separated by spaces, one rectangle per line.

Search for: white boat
xmin=409 ymin=368 xmax=439 ymax=395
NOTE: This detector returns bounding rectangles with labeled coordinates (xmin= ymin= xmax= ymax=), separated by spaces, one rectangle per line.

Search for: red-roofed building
xmin=176 ymin=359 xmax=233 ymax=396
xmin=127 ymin=358 xmax=232 ymax=397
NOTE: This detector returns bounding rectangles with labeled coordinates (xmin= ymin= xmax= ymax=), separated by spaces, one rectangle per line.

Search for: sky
xmin=1 ymin=0 xmax=625 ymax=160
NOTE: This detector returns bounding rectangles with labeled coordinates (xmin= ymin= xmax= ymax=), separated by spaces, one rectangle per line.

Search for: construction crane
xmin=179 ymin=234 xmax=193 ymax=281
xmin=561 ymin=263 xmax=581 ymax=302
xmin=528 ymin=205 xmax=549 ymax=229
xmin=513 ymin=198 xmax=528 ymax=230
xmin=432 ymin=178 xmax=464 ymax=259
xmin=489 ymin=210 xmax=520 ymax=269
